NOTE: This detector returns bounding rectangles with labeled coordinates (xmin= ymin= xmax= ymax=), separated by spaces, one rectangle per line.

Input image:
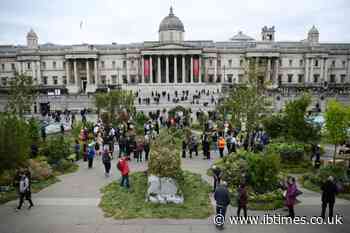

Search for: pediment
xmin=149 ymin=43 xmax=195 ymax=50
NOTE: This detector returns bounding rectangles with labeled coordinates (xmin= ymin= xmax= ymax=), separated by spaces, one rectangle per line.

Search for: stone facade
xmin=0 ymin=7 xmax=350 ymax=112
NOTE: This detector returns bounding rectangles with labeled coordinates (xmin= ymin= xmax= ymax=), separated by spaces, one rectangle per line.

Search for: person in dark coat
xmin=102 ymin=146 xmax=112 ymax=177
xmin=214 ymin=181 xmax=230 ymax=227
xmin=321 ymin=176 xmax=338 ymax=220
xmin=202 ymin=133 xmax=211 ymax=160
xmin=237 ymin=182 xmax=248 ymax=218
xmin=182 ymin=139 xmax=187 ymax=158
xmin=212 ymin=165 xmax=222 ymax=192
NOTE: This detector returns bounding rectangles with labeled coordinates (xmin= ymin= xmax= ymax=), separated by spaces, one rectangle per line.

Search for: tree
xmin=0 ymin=114 xmax=30 ymax=172
xmin=324 ymin=99 xmax=350 ymax=164
xmin=217 ymin=58 xmax=271 ymax=135
xmin=6 ymin=73 xmax=37 ymax=117
xmin=93 ymin=90 xmax=135 ymax=123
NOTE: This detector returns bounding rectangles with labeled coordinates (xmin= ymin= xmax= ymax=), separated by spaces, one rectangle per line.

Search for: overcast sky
xmin=0 ymin=0 xmax=349 ymax=45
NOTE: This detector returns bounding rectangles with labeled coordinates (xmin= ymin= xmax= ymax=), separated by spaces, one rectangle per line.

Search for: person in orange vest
xmin=218 ymin=136 xmax=226 ymax=158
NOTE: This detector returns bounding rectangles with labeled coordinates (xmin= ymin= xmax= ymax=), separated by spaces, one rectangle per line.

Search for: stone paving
xmin=0 ymin=149 xmax=349 ymax=233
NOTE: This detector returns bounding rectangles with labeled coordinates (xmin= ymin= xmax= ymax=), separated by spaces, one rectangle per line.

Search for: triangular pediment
xmin=149 ymin=43 xmax=195 ymax=50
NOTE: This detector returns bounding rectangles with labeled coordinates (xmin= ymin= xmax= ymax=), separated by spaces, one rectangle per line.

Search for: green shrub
xmin=53 ymin=158 xmax=76 ymax=173
xmin=267 ymin=142 xmax=305 ymax=163
xmin=0 ymin=170 xmax=15 ymax=186
xmin=41 ymin=136 xmax=72 ymax=165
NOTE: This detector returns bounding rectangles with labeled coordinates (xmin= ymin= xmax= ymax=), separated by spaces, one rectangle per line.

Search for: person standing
xmin=16 ymin=171 xmax=34 ymax=210
xmin=135 ymin=138 xmax=144 ymax=162
xmin=117 ymin=155 xmax=130 ymax=188
xmin=218 ymin=137 xmax=226 ymax=158
xmin=182 ymin=139 xmax=187 ymax=158
xmin=237 ymin=182 xmax=248 ymax=219
xmin=285 ymin=177 xmax=297 ymax=219
xmin=321 ymin=176 xmax=338 ymax=220
xmin=202 ymin=133 xmax=211 ymax=160
xmin=74 ymin=139 xmax=80 ymax=161
xmin=144 ymin=134 xmax=151 ymax=161
xmin=102 ymin=146 xmax=112 ymax=177
xmin=214 ymin=181 xmax=230 ymax=228
xmin=87 ymin=144 xmax=95 ymax=169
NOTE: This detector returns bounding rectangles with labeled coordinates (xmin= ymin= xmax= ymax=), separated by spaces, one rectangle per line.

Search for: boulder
xmin=146 ymin=175 xmax=184 ymax=204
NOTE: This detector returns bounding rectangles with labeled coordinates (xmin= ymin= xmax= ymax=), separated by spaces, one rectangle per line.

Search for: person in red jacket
xmin=117 ymin=155 xmax=130 ymax=188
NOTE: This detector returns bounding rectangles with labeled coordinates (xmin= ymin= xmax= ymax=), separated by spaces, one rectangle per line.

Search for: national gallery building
xmin=0 ymin=7 xmax=349 ymax=112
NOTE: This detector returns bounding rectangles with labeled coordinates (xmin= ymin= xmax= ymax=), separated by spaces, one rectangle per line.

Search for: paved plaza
xmin=0 ymin=149 xmax=349 ymax=233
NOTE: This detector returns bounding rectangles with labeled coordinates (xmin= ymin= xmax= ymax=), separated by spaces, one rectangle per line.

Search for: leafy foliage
xmin=218 ymin=58 xmax=271 ymax=134
xmin=28 ymin=117 xmax=40 ymax=144
xmin=6 ymin=73 xmax=37 ymax=117
xmin=41 ymin=136 xmax=72 ymax=165
xmin=28 ymin=157 xmax=53 ymax=181
xmin=267 ymin=142 xmax=305 ymax=162
xmin=324 ymin=99 xmax=350 ymax=163
xmin=0 ymin=114 xmax=30 ymax=172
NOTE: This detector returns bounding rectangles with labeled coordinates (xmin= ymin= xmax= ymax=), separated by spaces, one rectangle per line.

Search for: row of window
xmin=278 ymin=74 xmax=347 ymax=84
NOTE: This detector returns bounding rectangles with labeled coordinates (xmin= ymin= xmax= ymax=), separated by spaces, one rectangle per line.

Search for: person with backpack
xmin=237 ymin=182 xmax=248 ymax=219
xmin=16 ymin=171 xmax=34 ymax=210
xmin=321 ymin=176 xmax=338 ymax=220
xmin=212 ymin=165 xmax=222 ymax=192
xmin=117 ymin=155 xmax=130 ymax=189
xmin=102 ymin=146 xmax=112 ymax=177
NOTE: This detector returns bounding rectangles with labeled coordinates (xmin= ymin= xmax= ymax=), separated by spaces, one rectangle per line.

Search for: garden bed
xmin=99 ymin=171 xmax=213 ymax=219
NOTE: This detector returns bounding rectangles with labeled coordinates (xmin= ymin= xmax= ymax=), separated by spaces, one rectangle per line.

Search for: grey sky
xmin=0 ymin=0 xmax=349 ymax=45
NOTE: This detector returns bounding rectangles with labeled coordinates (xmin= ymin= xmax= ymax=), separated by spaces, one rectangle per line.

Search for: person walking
xmin=102 ymin=146 xmax=112 ymax=177
xmin=117 ymin=155 xmax=130 ymax=189
xmin=74 ymin=139 xmax=80 ymax=161
xmin=202 ymin=133 xmax=211 ymax=160
xmin=214 ymin=181 xmax=230 ymax=228
xmin=237 ymin=182 xmax=248 ymax=219
xmin=218 ymin=137 xmax=226 ymax=158
xmin=285 ymin=177 xmax=298 ymax=219
xmin=16 ymin=171 xmax=34 ymax=210
xmin=212 ymin=165 xmax=222 ymax=192
xmin=87 ymin=144 xmax=95 ymax=169
xmin=135 ymin=138 xmax=144 ymax=162
xmin=321 ymin=176 xmax=338 ymax=220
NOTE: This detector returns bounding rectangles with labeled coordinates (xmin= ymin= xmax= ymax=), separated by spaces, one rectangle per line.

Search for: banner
xmin=193 ymin=58 xmax=199 ymax=78
xmin=144 ymin=59 xmax=150 ymax=77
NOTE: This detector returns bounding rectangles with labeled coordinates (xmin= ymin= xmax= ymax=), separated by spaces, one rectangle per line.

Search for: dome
xmin=159 ymin=7 xmax=185 ymax=32
xmin=27 ymin=28 xmax=38 ymax=38
xmin=309 ymin=25 xmax=319 ymax=34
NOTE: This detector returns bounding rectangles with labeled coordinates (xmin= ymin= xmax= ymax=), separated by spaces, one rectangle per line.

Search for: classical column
xmin=214 ymin=58 xmax=217 ymax=83
xmin=157 ymin=56 xmax=161 ymax=83
xmin=320 ymin=57 xmax=324 ymax=82
xmin=166 ymin=56 xmax=169 ymax=83
xmin=274 ymin=58 xmax=279 ymax=84
xmin=150 ymin=56 xmax=153 ymax=84
xmin=31 ymin=62 xmax=36 ymax=84
xmin=86 ymin=60 xmax=90 ymax=85
xmin=305 ymin=58 xmax=309 ymax=83
xmin=174 ymin=56 xmax=177 ymax=84
xmin=37 ymin=61 xmax=41 ymax=85
xmin=324 ymin=58 xmax=329 ymax=83
xmin=141 ymin=56 xmax=144 ymax=83
xmin=190 ymin=56 xmax=193 ymax=83
xmin=73 ymin=60 xmax=78 ymax=85
xmin=94 ymin=60 xmax=98 ymax=85
xmin=126 ymin=59 xmax=129 ymax=84
xmin=65 ymin=60 xmax=70 ymax=85
xmin=267 ymin=58 xmax=271 ymax=82
xmin=198 ymin=56 xmax=202 ymax=83
xmin=182 ymin=55 xmax=185 ymax=83
xmin=310 ymin=58 xmax=314 ymax=83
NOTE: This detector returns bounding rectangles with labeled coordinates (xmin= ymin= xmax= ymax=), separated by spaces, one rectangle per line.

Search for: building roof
xmin=159 ymin=7 xmax=185 ymax=32
xmin=230 ymin=31 xmax=255 ymax=41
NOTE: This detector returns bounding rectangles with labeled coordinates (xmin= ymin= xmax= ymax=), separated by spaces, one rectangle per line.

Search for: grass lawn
xmin=99 ymin=171 xmax=213 ymax=219
xmin=0 ymin=176 xmax=59 ymax=204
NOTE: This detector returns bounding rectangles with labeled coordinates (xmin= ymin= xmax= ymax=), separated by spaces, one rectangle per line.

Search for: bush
xmin=41 ymin=136 xmax=72 ymax=165
xmin=214 ymin=150 xmax=281 ymax=194
xmin=53 ymin=158 xmax=77 ymax=174
xmin=0 ymin=114 xmax=30 ymax=171
xmin=0 ymin=170 xmax=15 ymax=186
xmin=28 ymin=158 xmax=53 ymax=181
xmin=148 ymin=147 xmax=182 ymax=181
xmin=267 ymin=142 xmax=305 ymax=163
xmin=261 ymin=114 xmax=286 ymax=139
